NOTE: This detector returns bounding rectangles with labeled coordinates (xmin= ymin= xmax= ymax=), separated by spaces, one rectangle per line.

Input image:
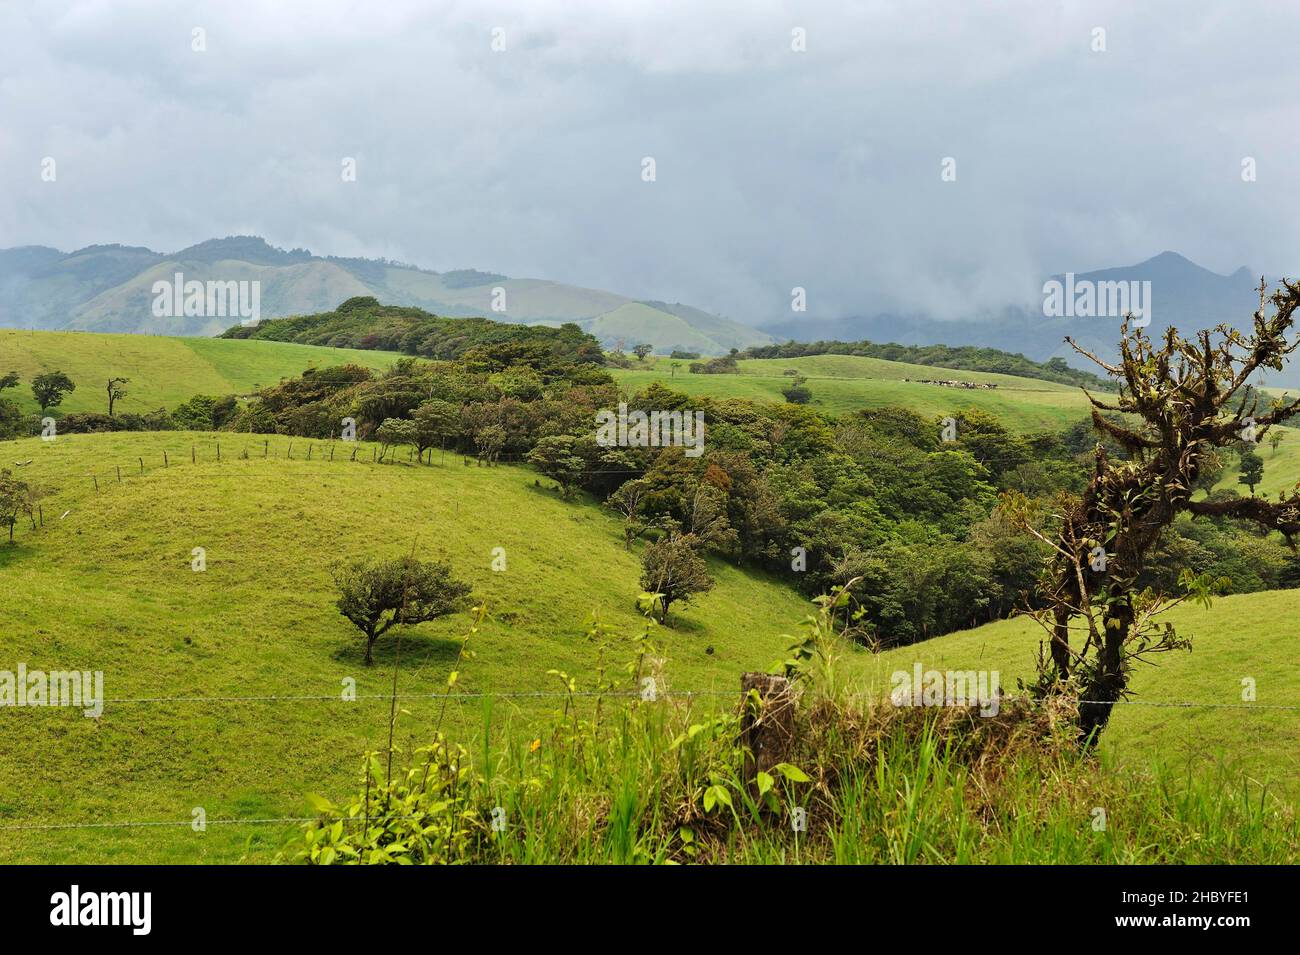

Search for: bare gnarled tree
xmin=1002 ymin=279 xmax=1300 ymax=741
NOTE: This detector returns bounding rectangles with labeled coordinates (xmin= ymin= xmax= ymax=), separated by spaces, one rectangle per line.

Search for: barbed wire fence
xmin=1 ymin=681 xmax=1296 ymax=835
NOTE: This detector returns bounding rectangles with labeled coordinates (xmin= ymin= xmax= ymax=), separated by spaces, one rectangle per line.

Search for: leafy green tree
xmin=947 ymin=407 xmax=1030 ymax=481
xmin=1238 ymin=448 xmax=1264 ymax=494
xmin=527 ymin=435 xmax=585 ymax=497
xmin=376 ymin=418 xmax=417 ymax=462
xmin=607 ymin=478 xmax=650 ymax=548
xmin=172 ymin=395 xmax=219 ymax=430
xmin=31 ymin=371 xmax=75 ymax=413
xmin=640 ymin=532 xmax=714 ymax=624
xmin=0 ymin=468 xmax=33 ymax=544
xmin=632 ymin=343 xmax=653 ymax=361
xmin=473 ymin=424 xmax=506 ymax=465
xmin=412 ymin=400 xmax=460 ymax=462
xmin=781 ymin=375 xmax=812 ymax=404
xmin=332 ymin=555 xmax=472 ymax=664
xmin=0 ymin=399 xmax=23 ymax=441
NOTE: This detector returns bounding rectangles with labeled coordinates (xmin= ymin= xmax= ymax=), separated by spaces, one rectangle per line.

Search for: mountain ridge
xmin=0 ymin=235 xmax=774 ymax=355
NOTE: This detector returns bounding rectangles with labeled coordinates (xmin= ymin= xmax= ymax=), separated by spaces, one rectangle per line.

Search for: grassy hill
xmin=2 ymin=330 xmax=1095 ymax=433
xmin=0 ymin=329 xmax=399 ymax=415
xmin=843 ymin=590 xmax=1300 ymax=796
xmin=1214 ymin=424 xmax=1300 ymax=496
xmin=611 ymin=354 xmax=1094 ymax=432
xmin=0 ymin=430 xmax=810 ymax=863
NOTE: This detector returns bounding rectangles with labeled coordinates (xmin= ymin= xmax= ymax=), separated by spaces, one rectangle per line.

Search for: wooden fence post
xmin=740 ymin=672 xmax=796 ymax=779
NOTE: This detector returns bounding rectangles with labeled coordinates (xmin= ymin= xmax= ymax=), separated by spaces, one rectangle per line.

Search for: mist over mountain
xmin=0 ymin=235 xmax=774 ymax=355
xmin=761 ymin=252 xmax=1296 ymax=385
xmin=3 ymin=238 xmax=1293 ymax=384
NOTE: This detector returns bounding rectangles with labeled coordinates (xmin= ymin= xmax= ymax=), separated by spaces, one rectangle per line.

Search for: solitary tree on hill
xmin=0 ymin=469 xmax=34 ymax=544
xmin=1238 ymin=448 xmax=1265 ymax=494
xmin=332 ymin=555 xmax=472 ymax=665
xmin=640 ymin=532 xmax=714 ymax=624
xmin=31 ymin=371 xmax=74 ymax=413
xmin=106 ymin=377 xmax=129 ymax=416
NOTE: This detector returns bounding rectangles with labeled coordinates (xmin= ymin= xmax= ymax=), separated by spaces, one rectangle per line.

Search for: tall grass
xmin=283 ymin=599 xmax=1300 ymax=865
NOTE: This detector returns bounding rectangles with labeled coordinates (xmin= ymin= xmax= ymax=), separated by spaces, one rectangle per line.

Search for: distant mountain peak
xmin=171 ymin=235 xmax=314 ymax=265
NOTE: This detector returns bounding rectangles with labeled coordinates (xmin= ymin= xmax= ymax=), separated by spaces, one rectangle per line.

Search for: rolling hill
xmin=853 ymin=589 xmax=1300 ymax=797
xmin=610 ymin=354 xmax=1095 ymax=432
xmin=0 ymin=430 xmax=811 ymax=863
xmin=0 ymin=328 xmax=400 ymax=416
xmin=2 ymin=427 xmax=1294 ymax=864
xmin=0 ymin=236 xmax=773 ymax=355
xmin=1 ymin=328 xmax=1096 ymax=432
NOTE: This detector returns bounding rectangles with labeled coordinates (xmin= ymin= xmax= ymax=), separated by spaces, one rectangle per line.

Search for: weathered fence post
xmin=740 ymin=672 xmax=796 ymax=779
xmin=138 ymin=457 xmax=144 ymax=474
xmin=116 ymin=466 xmax=121 ymax=484
xmin=163 ymin=450 xmax=168 ymax=468
xmin=192 ymin=445 xmax=196 ymax=464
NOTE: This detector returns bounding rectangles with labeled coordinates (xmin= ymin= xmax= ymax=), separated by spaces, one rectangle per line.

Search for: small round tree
xmin=1237 ymin=448 xmax=1264 ymax=494
xmin=31 ymin=371 xmax=75 ymax=413
xmin=640 ymin=532 xmax=714 ymax=624
xmin=332 ymin=555 xmax=472 ymax=664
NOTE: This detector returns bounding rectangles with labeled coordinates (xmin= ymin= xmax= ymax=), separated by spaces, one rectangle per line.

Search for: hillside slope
xmin=611 ymin=354 xmax=1094 ymax=432
xmin=845 ymin=592 xmax=1300 ymax=794
xmin=0 ymin=328 xmax=399 ymax=415
xmin=0 ymin=431 xmax=810 ymax=863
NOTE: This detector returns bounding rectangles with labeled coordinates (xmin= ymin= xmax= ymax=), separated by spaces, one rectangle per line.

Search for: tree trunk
xmin=1079 ymin=599 xmax=1132 ymax=742
xmin=364 ymin=634 xmax=376 ymax=665
xmin=1050 ymin=606 xmax=1072 ymax=677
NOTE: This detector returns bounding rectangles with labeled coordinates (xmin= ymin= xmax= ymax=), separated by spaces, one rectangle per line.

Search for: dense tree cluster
xmin=220 ymin=297 xmax=605 ymax=372
xmin=221 ymin=348 xmax=1294 ymax=647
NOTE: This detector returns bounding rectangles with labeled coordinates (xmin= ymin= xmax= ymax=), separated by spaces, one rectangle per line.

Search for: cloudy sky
xmin=1 ymin=0 xmax=1297 ymax=324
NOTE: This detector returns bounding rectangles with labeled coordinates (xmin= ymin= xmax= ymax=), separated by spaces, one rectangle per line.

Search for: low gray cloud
xmin=1 ymin=0 xmax=1297 ymax=325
